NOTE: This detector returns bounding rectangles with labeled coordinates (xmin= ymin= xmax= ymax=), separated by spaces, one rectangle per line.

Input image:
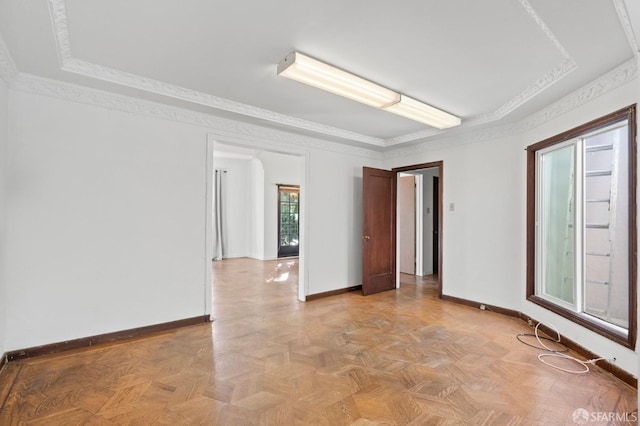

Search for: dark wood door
xmin=362 ymin=167 xmax=397 ymax=295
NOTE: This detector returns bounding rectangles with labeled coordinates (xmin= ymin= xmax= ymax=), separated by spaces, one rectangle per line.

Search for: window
xmin=526 ymin=105 xmax=637 ymax=349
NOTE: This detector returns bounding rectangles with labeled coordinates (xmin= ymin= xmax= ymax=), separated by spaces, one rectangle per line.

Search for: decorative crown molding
xmin=468 ymin=0 xmax=577 ymax=123
xmin=4 ymin=0 xmax=631 ymax=157
xmin=385 ymin=58 xmax=637 ymax=159
xmin=11 ymin=72 xmax=382 ymax=160
xmin=48 ymin=0 xmax=580 ymax=147
xmin=46 ymin=0 xmax=384 ymax=147
xmin=0 ymin=35 xmax=18 ymax=85
xmin=519 ymin=58 xmax=637 ymax=131
xmin=386 ymin=0 xmax=576 ymax=146
xmin=614 ymin=0 xmax=639 ymax=54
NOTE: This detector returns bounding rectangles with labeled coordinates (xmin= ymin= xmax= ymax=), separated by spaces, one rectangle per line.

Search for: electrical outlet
xmin=528 ymin=319 xmax=534 ymax=326
xmin=480 ymin=304 xmax=486 ymax=311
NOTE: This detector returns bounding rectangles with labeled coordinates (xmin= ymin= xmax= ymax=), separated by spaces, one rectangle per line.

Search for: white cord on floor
xmin=517 ymin=321 xmax=612 ymax=374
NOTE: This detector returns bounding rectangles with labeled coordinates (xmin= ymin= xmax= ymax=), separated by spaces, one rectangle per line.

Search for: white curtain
xmin=213 ymin=169 xmax=227 ymax=260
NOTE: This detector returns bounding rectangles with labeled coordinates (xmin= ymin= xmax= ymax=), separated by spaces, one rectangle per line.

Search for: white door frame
xmin=415 ymin=174 xmax=424 ymax=276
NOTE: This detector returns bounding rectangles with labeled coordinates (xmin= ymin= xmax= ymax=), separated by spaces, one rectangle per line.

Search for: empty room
xmin=0 ymin=0 xmax=639 ymax=424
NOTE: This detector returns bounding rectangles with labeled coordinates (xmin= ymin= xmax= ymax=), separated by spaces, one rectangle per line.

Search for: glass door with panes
xmin=278 ymin=185 xmax=300 ymax=257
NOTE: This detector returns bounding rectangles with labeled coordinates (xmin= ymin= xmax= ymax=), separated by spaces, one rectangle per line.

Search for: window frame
xmin=277 ymin=184 xmax=300 ymax=258
xmin=526 ymin=104 xmax=637 ymax=349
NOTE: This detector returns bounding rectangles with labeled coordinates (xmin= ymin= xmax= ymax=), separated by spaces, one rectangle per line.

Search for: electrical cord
xmin=517 ymin=321 xmax=613 ymax=374
xmin=515 ymin=333 xmax=569 ymax=352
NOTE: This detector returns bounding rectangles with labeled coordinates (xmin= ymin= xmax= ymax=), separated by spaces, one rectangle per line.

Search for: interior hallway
xmin=0 ymin=258 xmax=636 ymax=424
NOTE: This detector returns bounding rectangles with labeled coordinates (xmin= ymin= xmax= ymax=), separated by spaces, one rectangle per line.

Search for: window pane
xmin=540 ymin=144 xmax=575 ymax=305
xmin=583 ymin=126 xmax=629 ymax=328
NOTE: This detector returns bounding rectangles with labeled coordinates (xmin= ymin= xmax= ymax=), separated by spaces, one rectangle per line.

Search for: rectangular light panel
xmin=277 ymin=51 xmax=461 ymax=129
xmin=384 ymin=95 xmax=462 ymax=129
xmin=277 ymin=51 xmax=400 ymax=108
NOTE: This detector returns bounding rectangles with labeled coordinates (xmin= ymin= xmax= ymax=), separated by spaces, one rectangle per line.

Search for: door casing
xmin=393 ymin=162 xmax=443 ymax=297
xmin=361 ymin=161 xmax=443 ymax=297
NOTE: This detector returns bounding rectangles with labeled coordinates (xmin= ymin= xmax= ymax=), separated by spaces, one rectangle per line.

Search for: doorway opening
xmin=206 ymin=137 xmax=308 ymax=320
xmin=361 ymin=161 xmax=443 ymax=297
xmin=397 ymin=166 xmax=441 ymax=296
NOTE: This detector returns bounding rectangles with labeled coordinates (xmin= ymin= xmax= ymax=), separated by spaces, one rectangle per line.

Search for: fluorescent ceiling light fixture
xmin=277 ymin=51 xmax=461 ymax=129
xmin=277 ymin=51 xmax=400 ymax=108
xmin=384 ymin=95 xmax=462 ymax=129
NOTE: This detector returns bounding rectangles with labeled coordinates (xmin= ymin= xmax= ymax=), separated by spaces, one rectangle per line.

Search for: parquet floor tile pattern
xmin=0 ymin=258 xmax=636 ymax=425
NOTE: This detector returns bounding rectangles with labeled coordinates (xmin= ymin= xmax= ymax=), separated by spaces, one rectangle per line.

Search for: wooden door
xmin=362 ymin=167 xmax=397 ymax=295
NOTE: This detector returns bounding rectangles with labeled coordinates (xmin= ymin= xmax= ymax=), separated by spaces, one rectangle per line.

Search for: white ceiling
xmin=0 ymin=0 xmax=637 ymax=150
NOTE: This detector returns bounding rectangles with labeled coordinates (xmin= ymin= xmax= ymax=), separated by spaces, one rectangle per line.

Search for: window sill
xmin=527 ymin=295 xmax=634 ymax=350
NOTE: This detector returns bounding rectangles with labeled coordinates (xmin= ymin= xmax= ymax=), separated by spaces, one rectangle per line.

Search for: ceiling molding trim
xmin=384 ymin=127 xmax=443 ymax=146
xmin=385 ymin=57 xmax=575 ymax=147
xmin=11 ymin=72 xmax=382 ymax=160
xmin=384 ymin=58 xmax=637 ymax=159
xmin=384 ymin=123 xmax=519 ymax=160
xmin=384 ymin=0 xmax=577 ymax=147
xmin=0 ymin=35 xmax=18 ymax=85
xmin=62 ymin=58 xmax=385 ymax=147
xmin=47 ymin=0 xmax=384 ymax=147
xmin=520 ymin=58 xmax=637 ymax=131
xmin=614 ymin=0 xmax=639 ymax=54
xmin=47 ymin=0 xmax=72 ymax=62
xmin=518 ymin=0 xmax=572 ymax=58
xmin=471 ymin=59 xmax=577 ymax=124
xmin=468 ymin=0 xmax=577 ymax=122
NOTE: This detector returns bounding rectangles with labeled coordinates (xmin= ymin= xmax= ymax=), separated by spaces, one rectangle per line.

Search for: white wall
xmin=2 ymin=84 xmax=380 ymax=352
xmin=211 ymin=156 xmax=251 ymax=259
xmin=5 ymin=91 xmax=209 ymax=350
xmin=307 ymin=150 xmax=379 ymax=294
xmin=250 ymin=157 xmax=265 ymax=259
xmin=384 ymin=77 xmax=639 ymax=375
xmin=0 ymin=77 xmax=8 ymax=357
xmin=388 ymin=135 xmax=524 ymax=309
xmin=258 ymin=151 xmax=303 ymax=260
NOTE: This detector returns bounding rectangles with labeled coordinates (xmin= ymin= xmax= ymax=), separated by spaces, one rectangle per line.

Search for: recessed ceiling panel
xmin=64 ymin=0 xmax=568 ymax=136
xmin=0 ymin=0 xmax=634 ymax=146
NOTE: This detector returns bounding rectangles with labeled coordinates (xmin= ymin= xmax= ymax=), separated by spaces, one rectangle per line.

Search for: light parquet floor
xmin=0 ymin=258 xmax=636 ymax=425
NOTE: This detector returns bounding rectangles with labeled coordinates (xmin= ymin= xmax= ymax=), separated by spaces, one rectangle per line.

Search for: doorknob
xmin=363 ymin=235 xmax=370 ymax=240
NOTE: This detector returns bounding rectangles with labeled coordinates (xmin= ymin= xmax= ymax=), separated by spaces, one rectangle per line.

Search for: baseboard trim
xmin=442 ymin=295 xmax=637 ymax=389
xmin=5 ymin=315 xmax=210 ymax=362
xmin=517 ymin=312 xmax=637 ymax=389
xmin=306 ymin=285 xmax=363 ymax=301
xmin=440 ymin=294 xmax=521 ymax=318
